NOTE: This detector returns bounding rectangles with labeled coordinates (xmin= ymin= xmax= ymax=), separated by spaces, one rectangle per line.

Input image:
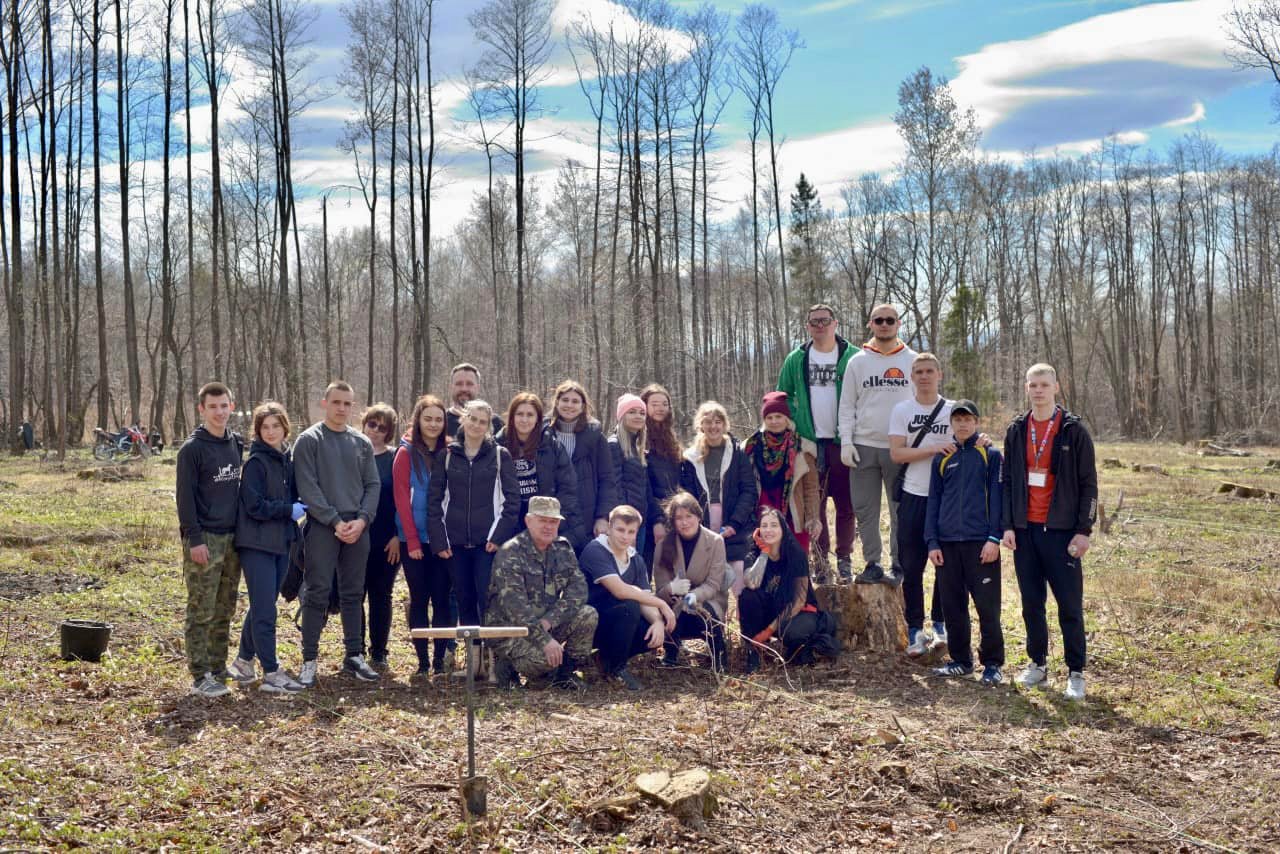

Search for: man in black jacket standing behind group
xmin=176 ymin=382 xmax=244 ymax=699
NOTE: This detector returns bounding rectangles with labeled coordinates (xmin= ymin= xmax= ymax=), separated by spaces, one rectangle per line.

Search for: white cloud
xmin=948 ymin=0 xmax=1235 ymax=132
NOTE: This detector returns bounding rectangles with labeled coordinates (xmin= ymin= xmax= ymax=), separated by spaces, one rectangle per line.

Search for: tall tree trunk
xmin=116 ymin=0 xmax=142 ymax=425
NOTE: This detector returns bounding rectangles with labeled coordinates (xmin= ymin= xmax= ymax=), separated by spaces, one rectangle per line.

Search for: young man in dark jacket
xmin=293 ymin=381 xmax=382 ymax=688
xmin=925 ymin=400 xmax=1005 ymax=685
xmin=1000 ymin=364 xmax=1098 ymax=702
xmin=175 ymin=381 xmax=244 ymax=699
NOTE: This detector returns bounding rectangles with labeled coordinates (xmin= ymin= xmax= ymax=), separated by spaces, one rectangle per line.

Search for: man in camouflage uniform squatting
xmin=487 ymin=496 xmax=598 ymax=690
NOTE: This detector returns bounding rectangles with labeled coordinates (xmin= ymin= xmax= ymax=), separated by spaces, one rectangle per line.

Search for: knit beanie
xmin=616 ymin=393 xmax=646 ymax=423
xmin=760 ymin=391 xmax=791 ymax=422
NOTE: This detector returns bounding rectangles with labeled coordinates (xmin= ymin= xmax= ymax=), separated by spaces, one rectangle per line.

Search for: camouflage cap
xmin=527 ymin=495 xmax=565 ymax=520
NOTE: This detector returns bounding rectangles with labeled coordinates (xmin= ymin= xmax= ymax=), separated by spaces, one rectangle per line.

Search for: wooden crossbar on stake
xmin=410 ymin=625 xmax=528 ymax=817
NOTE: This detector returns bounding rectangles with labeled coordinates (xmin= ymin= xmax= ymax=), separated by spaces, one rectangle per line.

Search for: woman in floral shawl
xmin=742 ymin=392 xmax=822 ymax=552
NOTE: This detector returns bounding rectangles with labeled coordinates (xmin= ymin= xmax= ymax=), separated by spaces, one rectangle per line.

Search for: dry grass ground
xmin=1 ymin=442 xmax=1278 ymax=852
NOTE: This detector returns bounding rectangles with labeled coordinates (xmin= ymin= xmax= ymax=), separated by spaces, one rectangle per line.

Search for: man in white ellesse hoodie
xmin=837 ymin=305 xmax=917 ymax=585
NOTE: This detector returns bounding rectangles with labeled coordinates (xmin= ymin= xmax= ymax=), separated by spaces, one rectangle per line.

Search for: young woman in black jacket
xmin=497 ymin=392 xmax=582 ymax=543
xmin=359 ymin=403 xmax=400 ymax=669
xmin=427 ymin=400 xmax=521 ymax=634
xmin=548 ymin=380 xmax=618 ymax=552
xmin=608 ymin=393 xmax=656 ymax=555
xmin=641 ymin=383 xmax=682 ymax=563
xmin=228 ymin=402 xmax=305 ymax=693
xmin=680 ymin=400 xmax=759 ymax=590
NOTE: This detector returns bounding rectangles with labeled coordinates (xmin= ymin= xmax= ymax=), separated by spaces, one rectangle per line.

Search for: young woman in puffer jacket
xmin=547 ymin=380 xmax=618 ymax=552
xmin=608 ymin=394 xmax=658 ymax=555
xmin=393 ymin=394 xmax=453 ymax=677
xmin=427 ymin=400 xmax=521 ymax=635
xmin=228 ymin=402 xmax=306 ymax=693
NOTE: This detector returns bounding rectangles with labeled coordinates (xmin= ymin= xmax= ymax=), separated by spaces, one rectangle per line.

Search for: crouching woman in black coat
xmin=739 ymin=507 xmax=841 ymax=674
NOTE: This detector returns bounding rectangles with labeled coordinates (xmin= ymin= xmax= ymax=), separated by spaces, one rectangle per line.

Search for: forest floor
xmin=1 ymin=442 xmax=1279 ymax=852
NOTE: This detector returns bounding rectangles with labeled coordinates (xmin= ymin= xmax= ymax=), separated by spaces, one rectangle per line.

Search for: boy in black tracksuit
xmin=1001 ymin=364 xmax=1097 ymax=701
xmin=925 ymin=400 xmax=1005 ymax=685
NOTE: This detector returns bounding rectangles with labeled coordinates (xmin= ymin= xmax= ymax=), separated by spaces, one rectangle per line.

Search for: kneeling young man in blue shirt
xmin=925 ymin=400 xmax=1005 ymax=686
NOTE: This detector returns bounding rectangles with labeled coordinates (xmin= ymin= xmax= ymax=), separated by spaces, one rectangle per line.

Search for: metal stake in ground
xmin=411 ymin=625 xmax=528 ymax=817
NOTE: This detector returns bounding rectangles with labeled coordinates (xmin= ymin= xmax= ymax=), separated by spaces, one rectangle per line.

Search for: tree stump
xmin=814 ymin=582 xmax=907 ymax=653
xmin=635 ymin=769 xmax=716 ymax=829
xmin=1102 ymin=458 xmax=1124 ymax=469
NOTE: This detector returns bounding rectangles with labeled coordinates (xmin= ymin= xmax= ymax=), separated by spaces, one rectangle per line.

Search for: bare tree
xmin=1227 ymin=1 xmax=1280 ymax=116
xmin=468 ymin=0 xmax=554 ymax=389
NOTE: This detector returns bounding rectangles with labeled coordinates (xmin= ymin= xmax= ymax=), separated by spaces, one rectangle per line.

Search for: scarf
xmin=745 ymin=428 xmax=798 ymax=509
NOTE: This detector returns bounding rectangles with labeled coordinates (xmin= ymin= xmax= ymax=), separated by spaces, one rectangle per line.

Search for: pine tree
xmin=788 ymin=172 xmax=829 ymax=307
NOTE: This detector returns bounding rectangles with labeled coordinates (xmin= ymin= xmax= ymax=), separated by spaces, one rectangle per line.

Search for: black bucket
xmin=60 ymin=619 xmax=112 ymax=662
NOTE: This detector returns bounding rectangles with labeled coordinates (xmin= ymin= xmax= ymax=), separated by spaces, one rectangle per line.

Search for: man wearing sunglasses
xmin=837 ymin=305 xmax=917 ymax=586
xmin=777 ymin=304 xmax=857 ymax=581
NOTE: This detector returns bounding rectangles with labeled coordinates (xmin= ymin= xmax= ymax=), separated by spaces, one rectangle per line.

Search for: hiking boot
xmin=906 ymin=628 xmax=929 ymax=658
xmin=932 ymin=661 xmax=974 ymax=678
xmin=854 ymin=562 xmax=886 ymax=585
xmin=190 ymin=673 xmax=230 ymax=699
xmin=227 ymin=657 xmax=257 ymax=685
xmin=980 ymin=665 xmax=1003 ymax=687
xmin=260 ymin=669 xmax=304 ymax=693
xmin=1016 ymin=663 xmax=1048 ymax=690
xmin=343 ymin=655 xmax=380 ymax=682
xmin=1064 ymin=671 xmax=1086 ymax=702
xmin=492 ymin=656 xmax=521 ymax=690
xmin=613 ymin=666 xmax=642 ymax=691
xmin=883 ymin=563 xmax=904 ymax=587
xmin=298 ymin=660 xmax=319 ymax=689
xmin=836 ymin=557 xmax=853 ymax=583
xmin=744 ymin=648 xmax=761 ymax=675
xmin=551 ymin=664 xmax=586 ymax=691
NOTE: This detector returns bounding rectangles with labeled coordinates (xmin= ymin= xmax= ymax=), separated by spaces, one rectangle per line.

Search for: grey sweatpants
xmin=849 ymin=443 xmax=902 ymax=568
xmin=300 ymin=521 xmax=370 ymax=661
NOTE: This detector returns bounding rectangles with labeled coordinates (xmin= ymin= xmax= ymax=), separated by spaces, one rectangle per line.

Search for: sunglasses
xmin=871 ymin=316 xmax=899 ymax=325
xmin=807 ymin=316 xmax=834 ymax=327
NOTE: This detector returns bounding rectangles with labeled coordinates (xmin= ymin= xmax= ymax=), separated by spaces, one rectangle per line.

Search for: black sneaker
xmin=493 ymin=656 xmax=521 ymax=690
xmin=744 ymin=648 xmax=761 ymax=675
xmin=855 ymin=562 xmax=886 ymax=584
xmin=551 ymin=664 xmax=586 ymax=691
xmin=370 ymin=655 xmax=389 ymax=670
xmin=613 ymin=666 xmax=642 ymax=691
xmin=883 ymin=564 xmax=904 ymax=588
xmin=342 ymin=655 xmax=380 ymax=682
xmin=660 ymin=648 xmax=680 ymax=667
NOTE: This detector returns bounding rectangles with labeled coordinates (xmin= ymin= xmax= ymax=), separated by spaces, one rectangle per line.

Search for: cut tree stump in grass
xmin=1132 ymin=464 xmax=1166 ymax=474
xmin=814 ymin=582 xmax=907 ymax=653
xmin=634 ymin=768 xmax=716 ymax=829
xmin=1216 ymin=482 xmax=1279 ymax=500
xmin=1102 ymin=458 xmax=1124 ymax=469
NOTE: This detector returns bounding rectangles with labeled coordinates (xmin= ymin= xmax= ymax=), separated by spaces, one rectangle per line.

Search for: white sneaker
xmin=190 ymin=673 xmax=231 ymax=699
xmin=1017 ymin=663 xmax=1048 ymax=689
xmin=260 ymin=669 xmax=305 ymax=693
xmin=1064 ymin=671 xmax=1086 ymax=702
xmin=906 ymin=628 xmax=930 ymax=657
xmin=299 ymin=660 xmax=319 ymax=689
xmin=227 ymin=657 xmax=257 ymax=685
xmin=928 ymin=623 xmax=948 ymax=651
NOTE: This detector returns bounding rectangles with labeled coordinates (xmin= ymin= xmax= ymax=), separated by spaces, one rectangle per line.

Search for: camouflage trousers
xmin=183 ymin=533 xmax=242 ymax=681
xmin=493 ymin=605 xmax=598 ymax=679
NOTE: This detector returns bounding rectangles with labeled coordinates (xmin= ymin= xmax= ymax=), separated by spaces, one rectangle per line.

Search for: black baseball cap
xmin=951 ymin=399 xmax=980 ymax=418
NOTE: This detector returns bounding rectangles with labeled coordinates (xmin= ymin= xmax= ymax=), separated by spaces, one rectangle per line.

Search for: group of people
xmin=174 ymin=301 xmax=1096 ymax=702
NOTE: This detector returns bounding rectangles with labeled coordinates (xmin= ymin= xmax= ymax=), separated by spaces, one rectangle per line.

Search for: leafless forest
xmin=3 ymin=0 xmax=1280 ymax=454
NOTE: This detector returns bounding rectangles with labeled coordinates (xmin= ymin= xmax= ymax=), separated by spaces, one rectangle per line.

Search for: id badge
xmin=1028 ymin=468 xmax=1048 ymax=488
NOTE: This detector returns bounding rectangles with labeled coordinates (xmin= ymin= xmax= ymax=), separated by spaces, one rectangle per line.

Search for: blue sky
xmin=217 ymin=0 xmax=1277 ymax=234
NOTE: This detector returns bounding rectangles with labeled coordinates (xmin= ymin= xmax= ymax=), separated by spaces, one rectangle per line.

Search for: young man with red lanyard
xmin=1000 ymin=364 xmax=1097 ymax=701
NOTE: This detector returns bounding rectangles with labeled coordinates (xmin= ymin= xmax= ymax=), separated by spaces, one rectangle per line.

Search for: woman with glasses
xmin=359 ymin=403 xmax=401 ymax=669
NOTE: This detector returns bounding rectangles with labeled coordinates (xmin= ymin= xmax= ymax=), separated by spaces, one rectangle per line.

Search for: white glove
xmin=841 ymin=444 xmax=860 ymax=467
xmin=670 ymin=578 xmax=691 ymax=597
xmin=683 ymin=592 xmax=698 ymax=609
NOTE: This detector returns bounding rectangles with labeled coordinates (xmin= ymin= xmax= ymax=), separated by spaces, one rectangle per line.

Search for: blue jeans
xmin=237 ymin=547 xmax=289 ymax=674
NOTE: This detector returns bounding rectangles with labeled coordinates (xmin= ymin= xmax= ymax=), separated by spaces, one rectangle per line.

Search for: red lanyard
xmin=1028 ymin=408 xmax=1059 ymax=469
